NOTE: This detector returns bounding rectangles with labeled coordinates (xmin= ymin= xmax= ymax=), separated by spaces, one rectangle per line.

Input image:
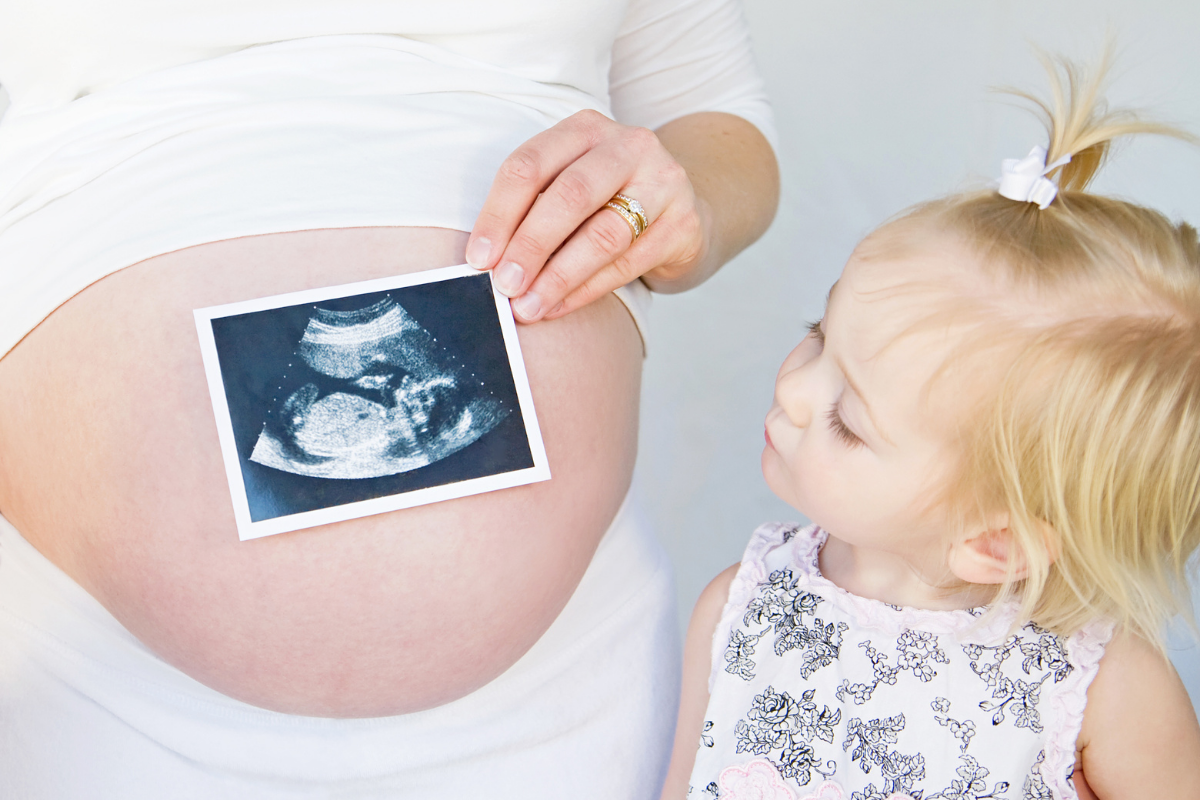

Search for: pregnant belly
xmin=0 ymin=226 xmax=643 ymax=717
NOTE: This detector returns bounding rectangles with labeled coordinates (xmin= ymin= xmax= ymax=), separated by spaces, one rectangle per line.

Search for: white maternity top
xmin=0 ymin=0 xmax=775 ymax=358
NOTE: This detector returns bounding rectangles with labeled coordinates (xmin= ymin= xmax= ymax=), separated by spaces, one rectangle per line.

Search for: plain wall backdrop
xmin=634 ymin=0 xmax=1200 ymax=708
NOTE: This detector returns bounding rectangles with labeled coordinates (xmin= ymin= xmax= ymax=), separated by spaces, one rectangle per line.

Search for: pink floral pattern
xmin=794 ymin=780 xmax=912 ymax=800
xmin=719 ymin=759 xmax=798 ymax=800
xmin=797 ymin=780 xmax=845 ymax=800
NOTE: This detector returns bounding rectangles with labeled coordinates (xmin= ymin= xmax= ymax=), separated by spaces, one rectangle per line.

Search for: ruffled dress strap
xmin=1040 ymin=618 xmax=1115 ymax=799
xmin=709 ymin=521 xmax=810 ymax=692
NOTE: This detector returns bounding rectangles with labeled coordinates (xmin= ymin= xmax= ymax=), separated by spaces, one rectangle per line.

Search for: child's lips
xmin=763 ymin=405 xmax=783 ymax=450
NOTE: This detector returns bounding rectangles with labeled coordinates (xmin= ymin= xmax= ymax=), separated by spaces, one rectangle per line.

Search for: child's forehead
xmin=832 ymin=228 xmax=1138 ymax=335
xmin=827 ymin=239 xmax=1001 ymax=333
xmin=825 ymin=239 xmax=1031 ymax=428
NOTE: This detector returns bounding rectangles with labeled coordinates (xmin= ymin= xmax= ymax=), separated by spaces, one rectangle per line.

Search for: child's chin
xmin=759 ymin=451 xmax=794 ymax=507
xmin=759 ymin=445 xmax=774 ymax=480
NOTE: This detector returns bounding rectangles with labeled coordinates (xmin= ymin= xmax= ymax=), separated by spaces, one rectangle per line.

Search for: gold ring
xmin=604 ymin=193 xmax=648 ymax=243
xmin=612 ymin=193 xmax=649 ymax=231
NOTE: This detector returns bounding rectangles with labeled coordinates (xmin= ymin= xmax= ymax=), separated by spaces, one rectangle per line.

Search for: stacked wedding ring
xmin=604 ymin=193 xmax=649 ymax=243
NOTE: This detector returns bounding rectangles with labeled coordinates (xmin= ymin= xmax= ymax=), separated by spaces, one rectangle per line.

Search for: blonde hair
xmin=888 ymin=51 xmax=1200 ymax=644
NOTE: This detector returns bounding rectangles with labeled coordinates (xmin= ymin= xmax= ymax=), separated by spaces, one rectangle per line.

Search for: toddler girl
xmin=661 ymin=56 xmax=1200 ymax=800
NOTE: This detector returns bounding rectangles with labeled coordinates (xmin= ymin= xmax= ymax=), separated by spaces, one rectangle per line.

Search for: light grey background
xmin=634 ymin=0 xmax=1200 ymax=709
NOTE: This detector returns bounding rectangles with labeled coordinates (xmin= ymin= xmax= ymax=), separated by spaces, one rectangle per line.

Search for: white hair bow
xmin=998 ymin=145 xmax=1072 ymax=209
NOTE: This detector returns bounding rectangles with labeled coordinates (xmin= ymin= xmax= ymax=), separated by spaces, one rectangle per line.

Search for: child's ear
xmin=947 ymin=522 xmax=1023 ymax=585
xmin=947 ymin=514 xmax=1057 ymax=585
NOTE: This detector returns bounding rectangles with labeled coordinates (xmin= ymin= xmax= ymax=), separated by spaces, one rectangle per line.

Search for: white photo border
xmin=194 ymin=264 xmax=550 ymax=541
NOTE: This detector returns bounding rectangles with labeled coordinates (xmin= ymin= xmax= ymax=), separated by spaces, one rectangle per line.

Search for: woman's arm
xmin=645 ymin=111 xmax=780 ymax=293
xmin=467 ymin=0 xmax=776 ymax=322
xmin=1072 ymin=630 xmax=1200 ymax=799
xmin=660 ymin=563 xmax=742 ymax=800
xmin=464 ymin=109 xmax=778 ymax=323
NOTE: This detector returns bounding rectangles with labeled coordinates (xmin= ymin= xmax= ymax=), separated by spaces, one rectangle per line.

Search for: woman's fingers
xmin=491 ymin=145 xmax=638 ymax=301
xmin=467 ymin=108 xmax=708 ymax=322
xmin=506 ymin=197 xmax=645 ymax=321
xmin=527 ymin=194 xmax=704 ymax=323
xmin=510 ymin=161 xmax=699 ymax=322
xmin=499 ymin=136 xmax=692 ymax=321
xmin=539 ymin=212 xmax=686 ymax=321
xmin=466 ymin=110 xmax=613 ymax=273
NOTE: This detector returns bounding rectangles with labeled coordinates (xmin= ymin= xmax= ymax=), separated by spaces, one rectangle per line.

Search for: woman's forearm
xmin=646 ymin=111 xmax=780 ymax=293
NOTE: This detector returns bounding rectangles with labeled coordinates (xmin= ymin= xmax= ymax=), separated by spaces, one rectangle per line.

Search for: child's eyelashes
xmin=805 ymin=319 xmax=825 ymax=345
xmin=825 ymin=403 xmax=864 ymax=448
xmin=803 ymin=320 xmax=861 ymax=447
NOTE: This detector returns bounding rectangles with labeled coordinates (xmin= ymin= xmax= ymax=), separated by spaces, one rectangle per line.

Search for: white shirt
xmin=0 ymin=0 xmax=774 ymax=357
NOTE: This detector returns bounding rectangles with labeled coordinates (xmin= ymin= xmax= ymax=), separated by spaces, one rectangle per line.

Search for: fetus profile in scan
xmin=248 ymin=298 xmax=508 ymax=479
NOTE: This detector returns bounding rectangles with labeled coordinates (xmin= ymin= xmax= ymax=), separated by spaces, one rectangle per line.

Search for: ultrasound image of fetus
xmin=249 ymin=298 xmax=509 ymax=479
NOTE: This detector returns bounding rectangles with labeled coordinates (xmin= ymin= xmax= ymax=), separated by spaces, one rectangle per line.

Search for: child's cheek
xmin=760 ymin=442 xmax=808 ymax=513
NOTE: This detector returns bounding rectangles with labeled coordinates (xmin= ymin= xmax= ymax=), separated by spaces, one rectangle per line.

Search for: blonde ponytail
xmin=1004 ymin=44 xmax=1195 ymax=194
xmin=882 ymin=49 xmax=1200 ymax=645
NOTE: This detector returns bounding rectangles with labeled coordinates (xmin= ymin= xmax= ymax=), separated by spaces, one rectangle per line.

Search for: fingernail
xmin=512 ymin=291 xmax=542 ymax=321
xmin=466 ymin=237 xmax=492 ymax=270
xmin=493 ymin=261 xmax=525 ymax=297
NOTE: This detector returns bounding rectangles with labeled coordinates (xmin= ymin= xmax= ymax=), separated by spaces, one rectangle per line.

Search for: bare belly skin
xmin=0 ymin=226 xmax=643 ymax=717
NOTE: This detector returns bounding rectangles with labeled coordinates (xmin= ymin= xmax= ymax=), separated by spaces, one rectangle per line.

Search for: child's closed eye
xmin=806 ymin=320 xmax=862 ymax=447
xmin=825 ymin=403 xmax=864 ymax=448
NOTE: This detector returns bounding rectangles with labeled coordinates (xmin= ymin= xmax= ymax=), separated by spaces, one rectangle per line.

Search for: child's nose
xmin=776 ymin=367 xmax=816 ymax=429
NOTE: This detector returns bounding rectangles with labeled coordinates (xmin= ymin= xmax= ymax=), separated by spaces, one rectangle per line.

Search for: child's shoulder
xmin=681 ymin=523 xmax=814 ymax=690
xmin=1073 ymin=630 xmax=1200 ymax=798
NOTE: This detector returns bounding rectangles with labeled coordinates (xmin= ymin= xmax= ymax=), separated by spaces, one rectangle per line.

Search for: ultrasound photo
xmin=194 ymin=266 xmax=549 ymax=540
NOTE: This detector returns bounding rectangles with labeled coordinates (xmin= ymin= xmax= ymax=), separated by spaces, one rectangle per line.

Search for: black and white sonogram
xmin=249 ymin=296 xmax=509 ymax=479
xmin=194 ymin=266 xmax=550 ymax=540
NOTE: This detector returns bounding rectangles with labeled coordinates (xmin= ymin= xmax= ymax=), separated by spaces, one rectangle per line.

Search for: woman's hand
xmin=466 ymin=109 xmax=778 ymax=323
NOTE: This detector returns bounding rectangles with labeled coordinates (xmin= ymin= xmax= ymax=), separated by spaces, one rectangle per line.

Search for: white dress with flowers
xmin=688 ymin=523 xmax=1112 ymax=800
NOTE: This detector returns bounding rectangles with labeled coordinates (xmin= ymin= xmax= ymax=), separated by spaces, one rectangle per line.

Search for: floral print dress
xmin=688 ymin=524 xmax=1111 ymax=800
